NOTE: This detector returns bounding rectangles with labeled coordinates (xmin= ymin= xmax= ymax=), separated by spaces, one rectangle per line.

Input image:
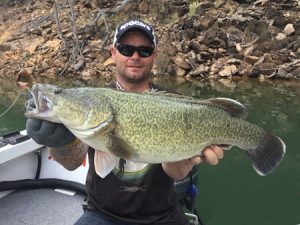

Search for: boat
xmin=0 ymin=130 xmax=203 ymax=225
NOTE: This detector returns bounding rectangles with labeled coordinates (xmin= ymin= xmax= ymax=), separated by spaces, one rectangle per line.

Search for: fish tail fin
xmin=247 ymin=133 xmax=286 ymax=176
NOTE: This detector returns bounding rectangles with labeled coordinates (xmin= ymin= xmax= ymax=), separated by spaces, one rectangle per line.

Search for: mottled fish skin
xmin=105 ymin=90 xmax=262 ymax=162
xmin=25 ymin=84 xmax=286 ymax=176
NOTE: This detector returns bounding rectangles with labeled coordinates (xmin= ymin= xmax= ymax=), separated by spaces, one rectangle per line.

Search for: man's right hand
xmin=26 ymin=118 xmax=76 ymax=147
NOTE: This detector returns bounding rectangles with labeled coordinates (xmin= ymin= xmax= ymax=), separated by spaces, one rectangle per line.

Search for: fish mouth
xmin=25 ymin=84 xmax=53 ymax=118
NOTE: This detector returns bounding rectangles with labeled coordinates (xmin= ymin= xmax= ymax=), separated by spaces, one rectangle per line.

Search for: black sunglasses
xmin=115 ymin=43 xmax=154 ymax=58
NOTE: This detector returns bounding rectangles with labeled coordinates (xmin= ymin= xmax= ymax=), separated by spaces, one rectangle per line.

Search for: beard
xmin=118 ymin=70 xmax=151 ymax=84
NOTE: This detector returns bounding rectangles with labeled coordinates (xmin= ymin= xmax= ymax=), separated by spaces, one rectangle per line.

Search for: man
xmin=26 ymin=19 xmax=224 ymax=225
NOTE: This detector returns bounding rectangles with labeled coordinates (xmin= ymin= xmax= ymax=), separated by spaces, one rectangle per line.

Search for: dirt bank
xmin=0 ymin=0 xmax=299 ymax=83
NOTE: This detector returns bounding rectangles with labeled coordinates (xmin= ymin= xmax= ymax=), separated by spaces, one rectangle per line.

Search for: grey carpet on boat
xmin=0 ymin=189 xmax=85 ymax=225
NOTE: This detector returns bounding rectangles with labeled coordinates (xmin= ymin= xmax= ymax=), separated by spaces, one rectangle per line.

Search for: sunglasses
xmin=115 ymin=43 xmax=154 ymax=58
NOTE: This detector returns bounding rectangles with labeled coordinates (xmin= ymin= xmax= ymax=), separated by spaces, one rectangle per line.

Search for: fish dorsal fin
xmin=94 ymin=150 xmax=119 ymax=178
xmin=144 ymin=92 xmax=248 ymax=118
xmin=205 ymin=98 xmax=248 ymax=119
xmin=144 ymin=91 xmax=203 ymax=103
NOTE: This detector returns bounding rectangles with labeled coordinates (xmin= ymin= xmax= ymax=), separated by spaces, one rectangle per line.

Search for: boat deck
xmin=0 ymin=133 xmax=200 ymax=225
xmin=0 ymin=189 xmax=85 ymax=225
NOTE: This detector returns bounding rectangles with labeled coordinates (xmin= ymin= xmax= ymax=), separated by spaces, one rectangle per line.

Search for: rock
xmin=227 ymin=58 xmax=242 ymax=66
xmin=276 ymin=33 xmax=287 ymax=40
xmin=0 ymin=44 xmax=11 ymax=51
xmin=254 ymin=0 xmax=269 ymax=6
xmin=96 ymin=62 xmax=106 ymax=71
xmin=104 ymin=57 xmax=114 ymax=67
xmin=245 ymin=55 xmax=259 ymax=64
xmin=188 ymin=64 xmax=209 ymax=77
xmin=27 ymin=38 xmax=43 ymax=53
xmin=42 ymin=28 xmax=52 ymax=37
xmin=138 ymin=0 xmax=149 ymax=14
xmin=238 ymin=61 xmax=254 ymax=76
xmin=161 ymin=39 xmax=177 ymax=56
xmin=29 ymin=28 xmax=42 ymax=36
xmin=235 ymin=43 xmax=242 ymax=52
xmin=45 ymin=39 xmax=61 ymax=52
xmin=167 ymin=64 xmax=176 ymax=76
xmin=72 ymin=58 xmax=85 ymax=71
xmin=23 ymin=67 xmax=34 ymax=75
xmin=277 ymin=68 xmax=288 ymax=78
xmin=156 ymin=53 xmax=171 ymax=75
xmin=172 ymin=42 xmax=183 ymax=52
xmin=176 ymin=67 xmax=186 ymax=77
xmin=292 ymin=67 xmax=300 ymax=78
xmin=181 ymin=29 xmax=195 ymax=41
xmin=244 ymin=46 xmax=254 ymax=57
xmin=190 ymin=41 xmax=208 ymax=53
xmin=175 ymin=67 xmax=187 ymax=77
xmin=197 ymin=13 xmax=216 ymax=30
xmin=202 ymin=28 xmax=227 ymax=49
xmin=195 ymin=2 xmax=215 ymax=16
xmin=246 ymin=67 xmax=261 ymax=78
xmin=197 ymin=51 xmax=213 ymax=62
xmin=259 ymin=63 xmax=277 ymax=76
xmin=226 ymin=26 xmax=244 ymax=45
xmin=219 ymin=65 xmax=238 ymax=77
xmin=284 ymin=23 xmax=295 ymax=35
xmin=174 ymin=56 xmax=190 ymax=70
xmin=81 ymin=70 xmax=91 ymax=80
xmin=41 ymin=61 xmax=49 ymax=70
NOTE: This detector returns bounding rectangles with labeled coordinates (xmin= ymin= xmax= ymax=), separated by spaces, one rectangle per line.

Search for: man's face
xmin=111 ymin=31 xmax=156 ymax=84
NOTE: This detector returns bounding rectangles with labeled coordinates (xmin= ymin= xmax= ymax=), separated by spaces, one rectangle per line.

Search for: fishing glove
xmin=26 ymin=118 xmax=76 ymax=147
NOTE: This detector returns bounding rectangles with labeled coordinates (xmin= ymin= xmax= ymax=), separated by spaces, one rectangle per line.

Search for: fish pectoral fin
xmin=106 ymin=134 xmax=137 ymax=159
xmin=206 ymin=98 xmax=248 ymax=119
xmin=94 ymin=150 xmax=119 ymax=178
xmin=70 ymin=119 xmax=114 ymax=140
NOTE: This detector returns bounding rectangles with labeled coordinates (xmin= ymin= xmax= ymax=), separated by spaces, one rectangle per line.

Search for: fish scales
xmin=104 ymin=90 xmax=264 ymax=162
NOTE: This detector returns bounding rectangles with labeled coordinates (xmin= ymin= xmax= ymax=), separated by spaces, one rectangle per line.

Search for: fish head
xmin=25 ymin=83 xmax=113 ymax=132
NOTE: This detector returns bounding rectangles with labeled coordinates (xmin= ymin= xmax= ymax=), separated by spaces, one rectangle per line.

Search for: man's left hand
xmin=190 ymin=145 xmax=224 ymax=166
xmin=162 ymin=145 xmax=224 ymax=181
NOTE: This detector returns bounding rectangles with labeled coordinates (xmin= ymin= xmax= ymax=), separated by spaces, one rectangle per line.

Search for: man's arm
xmin=49 ymin=139 xmax=88 ymax=171
xmin=162 ymin=145 xmax=224 ymax=181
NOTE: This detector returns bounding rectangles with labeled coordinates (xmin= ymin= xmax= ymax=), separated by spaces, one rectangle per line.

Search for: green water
xmin=1 ymin=77 xmax=299 ymax=225
xmin=158 ymin=78 xmax=300 ymax=225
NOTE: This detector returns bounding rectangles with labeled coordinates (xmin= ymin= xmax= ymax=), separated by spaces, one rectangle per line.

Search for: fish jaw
xmin=25 ymin=84 xmax=60 ymax=123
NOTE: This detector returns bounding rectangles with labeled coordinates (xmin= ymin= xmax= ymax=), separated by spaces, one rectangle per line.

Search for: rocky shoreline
xmin=0 ymin=0 xmax=299 ymax=83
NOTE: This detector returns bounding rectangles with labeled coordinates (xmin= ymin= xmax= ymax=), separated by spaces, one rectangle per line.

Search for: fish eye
xmin=54 ymin=88 xmax=63 ymax=95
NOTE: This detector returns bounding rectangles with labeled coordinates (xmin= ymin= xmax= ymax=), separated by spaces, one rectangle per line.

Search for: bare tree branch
xmin=68 ymin=0 xmax=83 ymax=58
xmin=90 ymin=9 xmax=105 ymax=27
xmin=91 ymin=0 xmax=134 ymax=27
xmin=54 ymin=0 xmax=69 ymax=51
xmin=109 ymin=0 xmax=134 ymax=14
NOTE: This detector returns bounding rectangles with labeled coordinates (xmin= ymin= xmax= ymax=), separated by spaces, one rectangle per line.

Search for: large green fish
xmin=25 ymin=83 xmax=286 ymax=178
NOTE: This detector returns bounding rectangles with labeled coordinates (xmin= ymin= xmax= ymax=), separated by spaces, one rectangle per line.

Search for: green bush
xmin=0 ymin=0 xmax=10 ymax=4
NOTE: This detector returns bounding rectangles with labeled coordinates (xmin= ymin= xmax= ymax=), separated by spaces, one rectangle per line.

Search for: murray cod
xmin=25 ymin=83 xmax=286 ymax=178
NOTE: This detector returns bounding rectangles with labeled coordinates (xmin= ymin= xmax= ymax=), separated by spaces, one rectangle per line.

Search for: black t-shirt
xmin=85 ymin=147 xmax=189 ymax=225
